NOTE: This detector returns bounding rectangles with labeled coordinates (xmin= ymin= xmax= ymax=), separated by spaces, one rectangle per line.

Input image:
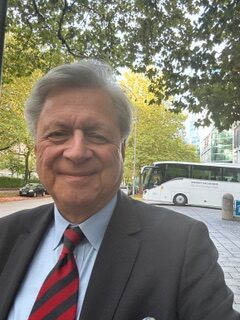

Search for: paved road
xmin=0 ymin=197 xmax=53 ymax=218
xmin=1 ymin=198 xmax=240 ymax=312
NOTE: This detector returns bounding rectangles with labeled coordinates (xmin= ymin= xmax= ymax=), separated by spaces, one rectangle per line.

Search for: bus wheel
xmin=173 ymin=194 xmax=188 ymax=206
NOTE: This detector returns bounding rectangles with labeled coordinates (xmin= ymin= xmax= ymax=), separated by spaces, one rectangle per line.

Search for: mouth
xmin=60 ymin=171 xmax=96 ymax=182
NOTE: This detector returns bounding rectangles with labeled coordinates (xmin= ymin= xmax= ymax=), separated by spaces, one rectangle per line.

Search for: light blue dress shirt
xmin=8 ymin=196 xmax=117 ymax=320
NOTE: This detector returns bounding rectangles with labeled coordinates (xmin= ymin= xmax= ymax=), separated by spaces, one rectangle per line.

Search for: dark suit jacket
xmin=0 ymin=192 xmax=239 ymax=320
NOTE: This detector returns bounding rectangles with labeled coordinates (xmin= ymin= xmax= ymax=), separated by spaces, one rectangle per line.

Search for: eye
xmin=46 ymin=130 xmax=71 ymax=143
xmin=87 ymin=132 xmax=109 ymax=144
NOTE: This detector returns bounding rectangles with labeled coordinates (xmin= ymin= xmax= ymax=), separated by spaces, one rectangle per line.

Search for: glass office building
xmin=233 ymin=124 xmax=240 ymax=163
xmin=201 ymin=128 xmax=233 ymax=163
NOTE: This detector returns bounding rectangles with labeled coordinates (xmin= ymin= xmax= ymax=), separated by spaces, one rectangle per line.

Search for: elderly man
xmin=0 ymin=60 xmax=239 ymax=320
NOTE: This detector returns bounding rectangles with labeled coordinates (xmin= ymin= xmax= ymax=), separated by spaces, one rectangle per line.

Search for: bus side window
xmin=222 ymin=168 xmax=240 ymax=182
xmin=192 ymin=166 xmax=221 ymax=181
xmin=165 ymin=164 xmax=188 ymax=181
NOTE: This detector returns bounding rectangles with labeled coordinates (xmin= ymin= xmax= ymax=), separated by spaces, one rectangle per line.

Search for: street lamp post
xmin=0 ymin=0 xmax=8 ymax=87
xmin=132 ymin=114 xmax=137 ymax=197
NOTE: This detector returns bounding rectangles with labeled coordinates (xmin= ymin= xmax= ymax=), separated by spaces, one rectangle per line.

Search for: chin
xmin=57 ymin=193 xmax=95 ymax=208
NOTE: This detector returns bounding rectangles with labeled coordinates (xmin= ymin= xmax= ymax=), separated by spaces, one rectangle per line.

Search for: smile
xmin=60 ymin=172 xmax=96 ymax=181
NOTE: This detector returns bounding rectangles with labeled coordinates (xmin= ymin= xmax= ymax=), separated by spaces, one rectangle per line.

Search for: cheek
xmin=35 ymin=143 xmax=61 ymax=172
xmin=103 ymin=147 xmax=124 ymax=173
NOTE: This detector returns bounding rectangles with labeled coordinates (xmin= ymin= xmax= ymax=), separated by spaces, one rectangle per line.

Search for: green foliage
xmin=3 ymin=32 xmax=67 ymax=83
xmin=4 ymin=1 xmax=197 ymax=74
xmin=121 ymin=71 xmax=199 ymax=182
xmin=4 ymin=0 xmax=238 ymax=129
xmin=0 ymin=176 xmax=39 ymax=188
xmin=0 ymin=71 xmax=40 ymax=180
xmin=0 ymin=152 xmax=25 ymax=176
xmin=0 ymin=176 xmax=26 ymax=188
xmin=0 ymin=71 xmax=40 ymax=148
xmin=146 ymin=0 xmax=240 ymax=130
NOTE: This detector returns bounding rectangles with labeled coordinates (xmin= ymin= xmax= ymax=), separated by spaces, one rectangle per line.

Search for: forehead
xmin=37 ymin=87 xmax=120 ymax=130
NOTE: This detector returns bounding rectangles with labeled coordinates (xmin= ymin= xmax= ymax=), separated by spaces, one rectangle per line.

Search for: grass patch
xmin=0 ymin=190 xmax=19 ymax=199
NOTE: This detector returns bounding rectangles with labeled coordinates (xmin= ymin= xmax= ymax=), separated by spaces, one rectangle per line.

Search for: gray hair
xmin=25 ymin=59 xmax=133 ymax=140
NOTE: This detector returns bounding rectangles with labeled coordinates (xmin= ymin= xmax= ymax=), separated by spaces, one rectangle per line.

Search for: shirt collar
xmin=53 ymin=195 xmax=117 ymax=250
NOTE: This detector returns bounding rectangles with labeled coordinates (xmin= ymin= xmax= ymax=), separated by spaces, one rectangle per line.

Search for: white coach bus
xmin=142 ymin=161 xmax=240 ymax=207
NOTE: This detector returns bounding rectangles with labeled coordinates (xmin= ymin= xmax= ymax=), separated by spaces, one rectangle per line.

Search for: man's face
xmin=35 ymin=87 xmax=125 ymax=222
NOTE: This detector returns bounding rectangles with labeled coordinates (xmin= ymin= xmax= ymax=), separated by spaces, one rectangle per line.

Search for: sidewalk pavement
xmin=164 ymin=205 xmax=240 ymax=313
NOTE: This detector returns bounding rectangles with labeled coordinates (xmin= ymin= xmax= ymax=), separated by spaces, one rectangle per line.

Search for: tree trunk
xmin=24 ymin=150 xmax=30 ymax=183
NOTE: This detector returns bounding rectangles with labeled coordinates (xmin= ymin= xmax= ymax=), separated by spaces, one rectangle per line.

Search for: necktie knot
xmin=62 ymin=226 xmax=83 ymax=255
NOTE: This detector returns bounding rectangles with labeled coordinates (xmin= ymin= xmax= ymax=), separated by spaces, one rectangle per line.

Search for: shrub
xmin=0 ymin=176 xmax=39 ymax=188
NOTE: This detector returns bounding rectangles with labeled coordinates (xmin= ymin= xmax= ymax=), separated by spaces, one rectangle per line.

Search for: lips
xmin=60 ymin=171 xmax=96 ymax=181
xmin=59 ymin=170 xmax=97 ymax=179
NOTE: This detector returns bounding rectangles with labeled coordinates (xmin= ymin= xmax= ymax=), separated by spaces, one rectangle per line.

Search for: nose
xmin=63 ymin=130 xmax=93 ymax=163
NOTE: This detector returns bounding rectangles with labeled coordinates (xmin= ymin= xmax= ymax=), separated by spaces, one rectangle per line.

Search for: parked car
xmin=120 ymin=185 xmax=131 ymax=196
xmin=19 ymin=183 xmax=46 ymax=197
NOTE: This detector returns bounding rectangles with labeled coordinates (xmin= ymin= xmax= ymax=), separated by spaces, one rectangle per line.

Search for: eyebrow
xmin=42 ymin=121 xmax=68 ymax=128
xmin=43 ymin=121 xmax=113 ymax=134
xmin=41 ymin=123 xmax=67 ymax=133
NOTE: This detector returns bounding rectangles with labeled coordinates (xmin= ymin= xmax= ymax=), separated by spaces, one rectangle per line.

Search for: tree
xmin=121 ymin=71 xmax=199 ymax=183
xmin=0 ymin=71 xmax=40 ymax=180
xmin=5 ymin=1 xmax=196 ymax=75
xmin=4 ymin=1 xmax=239 ymax=128
xmin=149 ymin=0 xmax=240 ymax=131
xmin=3 ymin=29 xmax=69 ymax=83
xmin=0 ymin=152 xmax=25 ymax=177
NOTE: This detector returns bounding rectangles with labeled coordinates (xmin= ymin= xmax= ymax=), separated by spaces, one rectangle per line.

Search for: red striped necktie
xmin=28 ymin=226 xmax=83 ymax=320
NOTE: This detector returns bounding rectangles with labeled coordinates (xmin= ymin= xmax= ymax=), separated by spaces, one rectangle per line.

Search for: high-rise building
xmin=200 ymin=128 xmax=233 ymax=163
xmin=184 ymin=114 xmax=201 ymax=155
xmin=233 ymin=124 xmax=240 ymax=164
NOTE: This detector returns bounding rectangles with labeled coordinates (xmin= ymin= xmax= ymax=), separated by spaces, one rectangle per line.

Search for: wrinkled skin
xmin=35 ymin=87 xmax=125 ymax=223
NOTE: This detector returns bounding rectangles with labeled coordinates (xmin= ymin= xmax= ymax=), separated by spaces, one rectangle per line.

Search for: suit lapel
xmin=80 ymin=194 xmax=142 ymax=320
xmin=0 ymin=204 xmax=54 ymax=318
